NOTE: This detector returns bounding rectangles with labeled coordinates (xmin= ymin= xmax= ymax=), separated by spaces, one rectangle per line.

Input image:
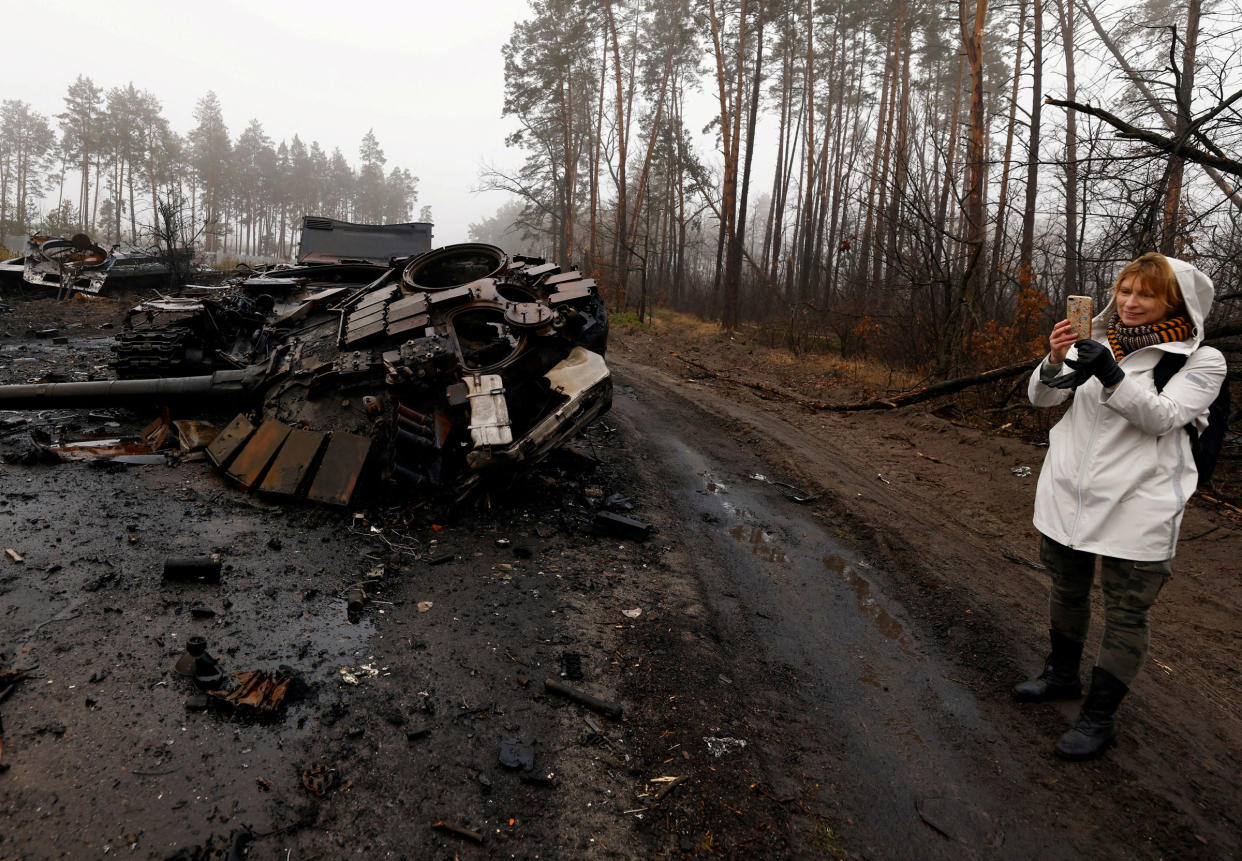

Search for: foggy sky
xmin=6 ymin=0 xmax=533 ymax=245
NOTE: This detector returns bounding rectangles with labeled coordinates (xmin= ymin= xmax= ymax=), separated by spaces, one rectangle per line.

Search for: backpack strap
xmin=1152 ymin=350 xmax=1189 ymax=393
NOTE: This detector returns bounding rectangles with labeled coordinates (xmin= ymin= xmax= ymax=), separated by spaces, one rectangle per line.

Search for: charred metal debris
xmin=0 ymin=235 xmax=611 ymax=508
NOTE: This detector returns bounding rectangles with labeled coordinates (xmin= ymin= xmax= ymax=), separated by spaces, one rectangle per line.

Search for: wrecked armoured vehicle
xmin=0 ymin=243 xmax=611 ymax=507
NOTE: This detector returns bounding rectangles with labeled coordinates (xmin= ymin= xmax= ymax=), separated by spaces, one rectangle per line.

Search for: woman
xmin=1018 ymin=253 xmax=1226 ymax=760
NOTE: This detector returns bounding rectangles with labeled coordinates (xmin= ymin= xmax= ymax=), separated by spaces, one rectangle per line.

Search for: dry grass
xmin=619 ymin=307 xmax=922 ymax=398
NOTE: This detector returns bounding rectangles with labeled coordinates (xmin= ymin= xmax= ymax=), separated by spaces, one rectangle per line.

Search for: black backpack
xmin=1153 ymin=350 xmax=1232 ymax=486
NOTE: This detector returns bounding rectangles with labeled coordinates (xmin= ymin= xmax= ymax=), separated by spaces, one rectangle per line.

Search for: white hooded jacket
xmin=1028 ymin=258 xmax=1227 ymax=561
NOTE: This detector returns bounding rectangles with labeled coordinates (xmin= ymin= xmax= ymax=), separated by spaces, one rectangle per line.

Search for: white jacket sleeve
xmin=1102 ymin=346 xmax=1227 ymax=436
xmin=1028 ymin=356 xmax=1073 ymax=408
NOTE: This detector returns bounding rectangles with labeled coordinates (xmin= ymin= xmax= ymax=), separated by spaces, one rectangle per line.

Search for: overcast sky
xmin=6 ymin=0 xmax=536 ymax=244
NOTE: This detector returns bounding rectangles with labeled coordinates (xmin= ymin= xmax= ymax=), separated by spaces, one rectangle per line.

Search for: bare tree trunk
xmin=1161 ymin=0 xmax=1201 ymax=255
xmin=989 ymin=0 xmax=1026 ymax=293
xmin=1019 ymin=0 xmax=1042 ymax=289
xmin=1054 ymin=0 xmax=1078 ymax=298
xmin=725 ymin=0 xmax=765 ymax=331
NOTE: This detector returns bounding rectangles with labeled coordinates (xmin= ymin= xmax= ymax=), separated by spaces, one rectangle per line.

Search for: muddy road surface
xmin=1 ymin=295 xmax=1239 ymax=858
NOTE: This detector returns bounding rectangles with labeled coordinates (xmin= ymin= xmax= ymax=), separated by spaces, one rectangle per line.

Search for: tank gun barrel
xmin=0 ymin=367 xmax=265 ymax=411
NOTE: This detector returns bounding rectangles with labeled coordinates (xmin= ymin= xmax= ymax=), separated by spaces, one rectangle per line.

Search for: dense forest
xmin=3 ymin=1 xmax=1241 ymax=375
xmin=479 ymin=0 xmax=1242 ymax=372
xmin=0 ymin=80 xmax=423 ymax=260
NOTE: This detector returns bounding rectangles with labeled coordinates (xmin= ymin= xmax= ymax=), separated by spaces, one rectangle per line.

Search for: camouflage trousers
xmin=1039 ymin=535 xmax=1171 ymax=686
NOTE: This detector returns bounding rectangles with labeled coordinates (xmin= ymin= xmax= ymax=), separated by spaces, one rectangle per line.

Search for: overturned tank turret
xmin=0 ymin=243 xmax=611 ymax=507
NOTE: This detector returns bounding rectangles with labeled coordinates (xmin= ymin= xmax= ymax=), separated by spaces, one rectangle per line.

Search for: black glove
xmin=1044 ymin=339 xmax=1125 ymax=390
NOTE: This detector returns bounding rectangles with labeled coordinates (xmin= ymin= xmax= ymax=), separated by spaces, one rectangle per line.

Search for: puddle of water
xmin=728 ymin=523 xmax=789 ymax=564
xmin=825 ymin=554 xmax=916 ymax=658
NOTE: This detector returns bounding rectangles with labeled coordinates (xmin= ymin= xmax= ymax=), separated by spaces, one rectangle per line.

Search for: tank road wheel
xmin=112 ymin=328 xmax=208 ymax=379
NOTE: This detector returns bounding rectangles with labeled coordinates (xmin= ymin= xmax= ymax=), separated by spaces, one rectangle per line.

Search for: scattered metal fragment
xmin=162 ymin=555 xmax=222 ymax=584
xmin=301 ymin=763 xmax=337 ymax=797
xmin=431 ymin=821 xmax=484 ymax=844
xmin=593 ymin=511 xmax=654 ymax=541
xmin=544 ymin=678 xmax=623 ymax=720
xmin=4 ymin=549 xmax=21 ymax=564
xmin=207 ymin=669 xmax=293 ymax=718
xmin=427 ymin=552 xmax=454 ymax=566
xmin=189 ymin=605 xmax=216 ymax=619
xmin=703 ymin=736 xmax=747 ymax=758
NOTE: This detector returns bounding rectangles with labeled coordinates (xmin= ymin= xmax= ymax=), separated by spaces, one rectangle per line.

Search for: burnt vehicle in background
xmin=8 ymin=233 xmax=189 ymax=295
xmin=0 ymin=242 xmax=610 ymax=508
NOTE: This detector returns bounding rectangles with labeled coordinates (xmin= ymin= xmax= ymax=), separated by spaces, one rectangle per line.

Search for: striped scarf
xmin=1106 ymin=314 xmax=1192 ymax=360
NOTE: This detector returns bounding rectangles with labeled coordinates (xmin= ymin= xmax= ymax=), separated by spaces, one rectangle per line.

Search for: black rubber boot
xmin=1013 ymin=629 xmax=1083 ymax=702
xmin=1055 ymin=666 xmax=1129 ymax=761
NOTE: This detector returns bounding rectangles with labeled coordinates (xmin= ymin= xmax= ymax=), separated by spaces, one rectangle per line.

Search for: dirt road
xmin=1 ymin=296 xmax=1239 ymax=858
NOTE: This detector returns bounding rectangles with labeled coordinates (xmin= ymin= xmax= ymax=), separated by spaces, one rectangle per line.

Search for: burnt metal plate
xmin=385 ymin=314 xmax=430 ymax=338
xmin=386 ymin=294 xmax=427 ymax=321
xmin=522 ymin=262 xmax=560 ymax=278
xmin=347 ymin=306 xmax=387 ymax=330
xmin=205 ymin=414 xmax=256 ymax=469
xmin=544 ymin=271 xmax=583 ymax=285
xmin=307 ymin=432 xmax=371 ymax=507
xmin=549 ymin=283 xmax=594 ymax=303
xmin=345 ymin=319 xmax=388 ymax=345
xmin=225 ymin=419 xmax=292 ymax=491
xmin=352 ymin=285 xmax=399 ymax=312
xmin=259 ymin=428 xmax=328 ymax=497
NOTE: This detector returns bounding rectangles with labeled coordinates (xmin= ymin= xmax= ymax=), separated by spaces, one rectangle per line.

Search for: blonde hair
xmin=1114 ymin=252 xmax=1184 ymax=315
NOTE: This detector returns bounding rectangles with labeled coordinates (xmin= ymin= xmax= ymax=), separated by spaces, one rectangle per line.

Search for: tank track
xmin=113 ymin=328 xmax=203 ymax=379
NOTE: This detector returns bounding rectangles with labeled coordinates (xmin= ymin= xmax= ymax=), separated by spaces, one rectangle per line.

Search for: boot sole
xmin=1054 ymin=735 xmax=1114 ymax=761
xmin=1011 ymin=687 xmax=1083 ymax=703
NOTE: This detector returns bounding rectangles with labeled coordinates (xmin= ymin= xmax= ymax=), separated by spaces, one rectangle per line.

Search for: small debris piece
xmin=653 ymin=775 xmax=689 ymax=801
xmin=621 ymin=607 xmax=642 ymax=619
xmin=185 ymin=694 xmax=211 ymax=712
xmin=431 ymin=821 xmax=484 ymax=844
xmin=207 ymin=669 xmax=293 ymax=717
xmin=559 ymin=651 xmax=583 ymax=680
xmin=163 ymin=555 xmax=222 ymax=584
xmin=544 ymin=678 xmax=623 ymax=720
xmin=189 ymin=606 xmax=216 ymax=619
xmin=256 ymin=777 xmax=273 ymax=792
xmin=406 ymin=725 xmax=430 ymax=741
xmin=1011 ymin=466 xmax=1032 ymax=478
xmin=51 ymin=336 xmax=69 ymax=345
xmin=428 ymin=552 xmax=454 ymax=566
xmin=498 ymin=738 xmax=536 ymax=771
xmin=346 ymin=588 xmax=367 ymax=612
xmin=593 ymin=511 xmax=654 ymax=541
xmin=520 ymin=772 xmax=556 ymax=787
xmin=4 ymin=549 xmax=22 ymax=564
xmin=417 ymin=601 xmax=434 ymax=613
xmin=495 ymin=538 xmax=511 ymax=548
xmin=301 ymin=763 xmax=337 ymax=797
xmin=703 ymin=736 xmax=747 ymax=758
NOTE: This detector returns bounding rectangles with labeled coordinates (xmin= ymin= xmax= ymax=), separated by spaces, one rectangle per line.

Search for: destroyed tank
xmin=0 ymin=243 xmax=611 ymax=507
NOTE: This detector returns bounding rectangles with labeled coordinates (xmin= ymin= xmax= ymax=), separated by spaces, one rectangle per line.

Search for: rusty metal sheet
xmin=258 ymin=428 xmax=327 ymax=497
xmin=549 ymin=283 xmax=595 ymax=304
xmin=385 ymin=314 xmax=430 ymax=338
xmin=345 ymin=319 xmax=388 ymax=345
xmin=352 ymin=285 xmax=398 ymax=312
xmin=346 ymin=306 xmax=387 ymax=330
xmin=424 ymin=285 xmax=473 ymax=308
xmin=386 ymin=294 xmax=427 ymax=320
xmin=225 ymin=419 xmax=291 ymax=490
xmin=306 ymin=432 xmax=371 ymax=507
xmin=173 ymin=420 xmax=219 ymax=453
xmin=522 ymin=262 xmax=560 ymax=278
xmin=206 ymin=414 xmax=256 ymax=468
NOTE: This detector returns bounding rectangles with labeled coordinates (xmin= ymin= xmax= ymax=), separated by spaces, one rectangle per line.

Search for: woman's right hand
xmin=1048 ymin=319 xmax=1078 ymax=364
